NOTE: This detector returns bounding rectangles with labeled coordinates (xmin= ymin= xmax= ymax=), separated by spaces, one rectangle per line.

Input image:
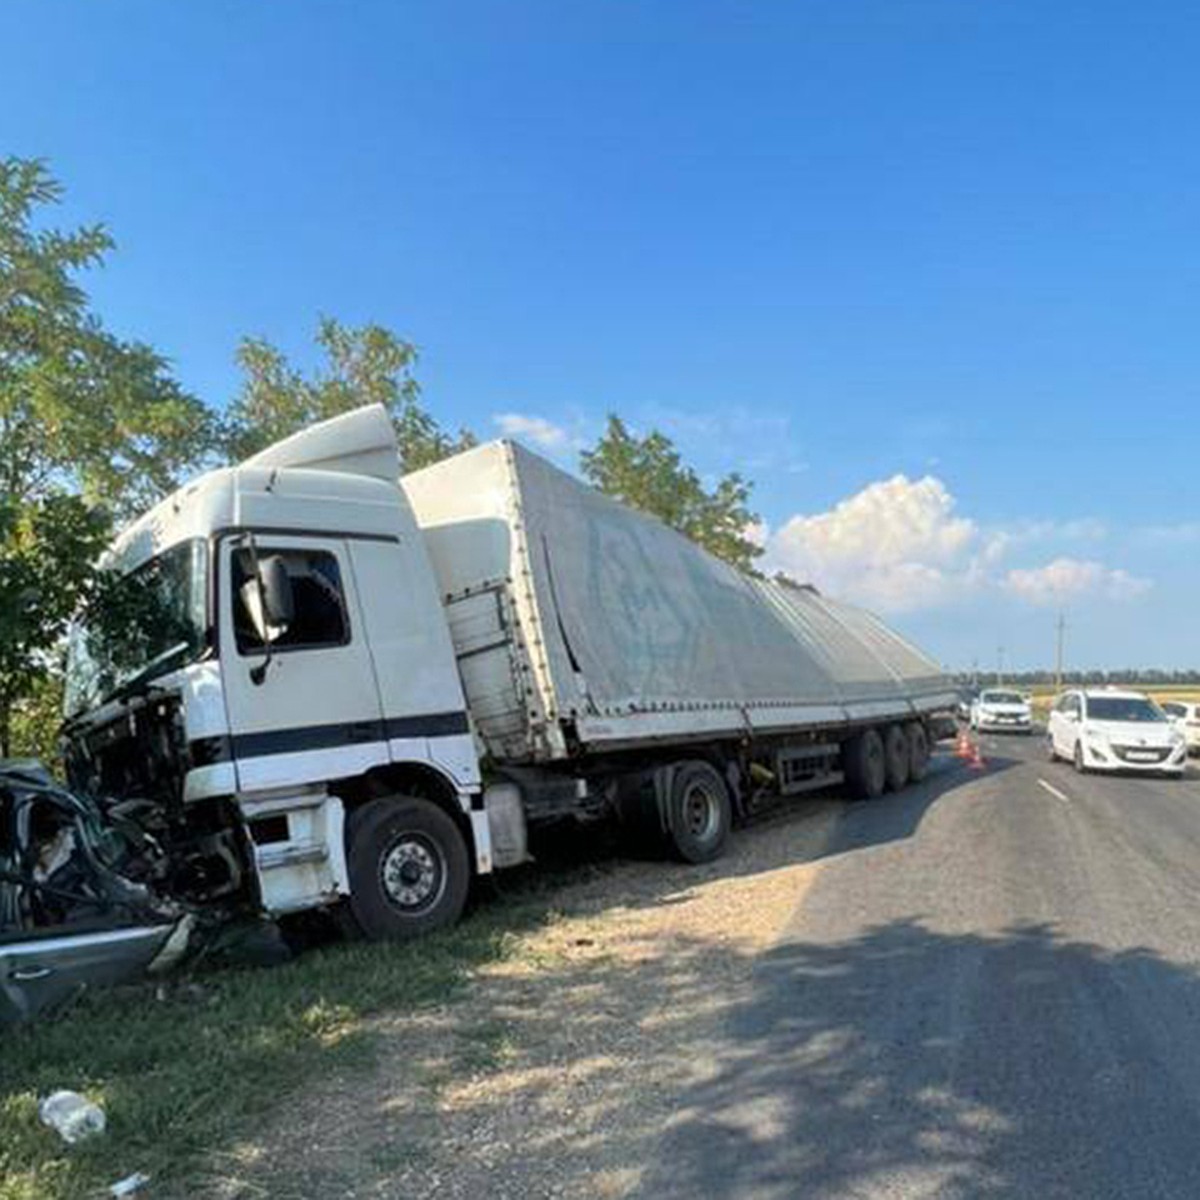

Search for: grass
xmin=0 ymin=889 xmax=559 ymax=1200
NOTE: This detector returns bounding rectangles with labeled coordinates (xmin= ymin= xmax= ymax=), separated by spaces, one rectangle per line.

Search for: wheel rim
xmin=379 ymin=833 xmax=447 ymax=913
xmin=682 ymin=782 xmax=720 ymax=842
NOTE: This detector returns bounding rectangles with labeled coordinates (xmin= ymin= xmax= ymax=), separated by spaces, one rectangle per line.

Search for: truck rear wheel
xmin=843 ymin=729 xmax=886 ymax=799
xmin=666 ymin=761 xmax=732 ymax=864
xmin=884 ymin=724 xmax=910 ymax=791
xmin=345 ymin=796 xmax=470 ymax=939
xmin=907 ymin=722 xmax=930 ymax=783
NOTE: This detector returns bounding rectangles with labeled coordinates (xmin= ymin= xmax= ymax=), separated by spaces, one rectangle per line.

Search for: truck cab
xmin=61 ymin=408 xmax=493 ymax=937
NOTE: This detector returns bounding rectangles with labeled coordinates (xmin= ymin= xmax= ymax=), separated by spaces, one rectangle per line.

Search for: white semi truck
xmin=59 ymin=405 xmax=957 ymax=938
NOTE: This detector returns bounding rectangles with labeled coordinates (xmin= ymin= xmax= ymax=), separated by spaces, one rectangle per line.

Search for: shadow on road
xmin=214 ymin=743 xmax=1200 ymax=1200
xmin=253 ymin=913 xmax=1200 ymax=1199
xmin=634 ymin=919 xmax=1200 ymax=1199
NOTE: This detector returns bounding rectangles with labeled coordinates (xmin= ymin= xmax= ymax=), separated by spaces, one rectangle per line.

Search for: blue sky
xmin=4 ymin=1 xmax=1198 ymax=671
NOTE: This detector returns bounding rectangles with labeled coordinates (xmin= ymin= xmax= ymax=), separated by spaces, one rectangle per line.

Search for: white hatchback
xmin=1048 ymin=689 xmax=1187 ymax=777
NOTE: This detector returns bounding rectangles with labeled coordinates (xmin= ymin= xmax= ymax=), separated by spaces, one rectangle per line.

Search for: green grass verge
xmin=0 ymin=891 xmax=555 ymax=1200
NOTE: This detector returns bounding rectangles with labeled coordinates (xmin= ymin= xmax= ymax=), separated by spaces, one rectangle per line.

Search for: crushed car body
xmin=0 ymin=759 xmax=193 ymax=1022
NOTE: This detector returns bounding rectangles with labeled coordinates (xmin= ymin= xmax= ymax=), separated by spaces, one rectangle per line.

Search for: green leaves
xmin=0 ymin=495 xmax=109 ymax=755
xmin=0 ymin=157 xmax=218 ymax=755
xmin=580 ymin=416 xmax=764 ymax=573
xmin=224 ymin=316 xmax=476 ymax=470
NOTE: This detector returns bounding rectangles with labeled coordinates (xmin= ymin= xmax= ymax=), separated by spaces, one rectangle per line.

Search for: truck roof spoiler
xmin=242 ymin=403 xmax=399 ymax=482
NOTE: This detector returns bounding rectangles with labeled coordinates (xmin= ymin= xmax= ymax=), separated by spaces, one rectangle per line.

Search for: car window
xmin=1085 ymin=696 xmax=1165 ymax=723
xmin=232 ymin=548 xmax=350 ymax=654
xmin=1162 ymin=703 xmax=1185 ymax=717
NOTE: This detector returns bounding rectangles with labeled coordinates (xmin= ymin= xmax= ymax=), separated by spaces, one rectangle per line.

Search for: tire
xmin=1046 ymin=735 xmax=1059 ymax=763
xmin=907 ymin=722 xmax=931 ymax=783
xmin=883 ymin=724 xmax=911 ymax=792
xmin=1073 ymin=741 xmax=1088 ymax=775
xmin=344 ymin=795 xmax=470 ymax=939
xmin=843 ymin=728 xmax=886 ymax=800
xmin=666 ymin=761 xmax=732 ymax=864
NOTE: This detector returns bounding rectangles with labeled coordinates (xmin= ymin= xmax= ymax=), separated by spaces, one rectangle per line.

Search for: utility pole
xmin=996 ymin=644 xmax=1005 ymax=686
xmin=1054 ymin=611 xmax=1066 ymax=692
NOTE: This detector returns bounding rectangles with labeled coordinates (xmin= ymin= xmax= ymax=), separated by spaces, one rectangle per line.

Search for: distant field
xmin=1013 ymin=683 xmax=1200 ymax=720
xmin=1024 ymin=683 xmax=1200 ymax=701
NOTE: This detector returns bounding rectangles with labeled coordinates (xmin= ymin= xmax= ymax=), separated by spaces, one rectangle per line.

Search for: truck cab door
xmin=219 ymin=534 xmax=388 ymax=793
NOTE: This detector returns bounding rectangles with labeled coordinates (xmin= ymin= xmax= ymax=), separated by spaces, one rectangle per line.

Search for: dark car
xmin=0 ymin=760 xmax=190 ymax=1021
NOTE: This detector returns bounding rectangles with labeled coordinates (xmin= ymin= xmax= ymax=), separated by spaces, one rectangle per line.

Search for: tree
xmin=580 ymin=415 xmax=763 ymax=572
xmin=223 ymin=317 xmax=475 ymax=469
xmin=0 ymin=495 xmax=109 ymax=756
xmin=0 ymin=157 xmax=216 ymax=755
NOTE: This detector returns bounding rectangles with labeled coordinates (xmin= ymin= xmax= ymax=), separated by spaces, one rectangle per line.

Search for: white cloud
xmin=765 ymin=475 xmax=1149 ymax=614
xmin=1002 ymin=558 xmax=1151 ymax=606
xmin=493 ymin=413 xmax=570 ymax=449
xmin=766 ymin=475 xmax=978 ymax=611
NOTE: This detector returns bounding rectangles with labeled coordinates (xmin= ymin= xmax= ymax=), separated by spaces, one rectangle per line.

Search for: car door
xmin=0 ymin=924 xmax=175 ymax=1022
xmin=1050 ymin=693 xmax=1075 ymax=755
xmin=1048 ymin=695 xmax=1064 ymax=753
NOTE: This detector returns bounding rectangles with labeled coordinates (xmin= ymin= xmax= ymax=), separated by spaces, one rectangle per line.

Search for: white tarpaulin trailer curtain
xmin=403 ymin=439 xmax=954 ymax=760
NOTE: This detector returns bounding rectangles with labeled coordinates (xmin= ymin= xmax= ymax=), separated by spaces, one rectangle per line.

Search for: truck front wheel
xmin=843 ymin=729 xmax=886 ymax=799
xmin=667 ymin=761 xmax=732 ymax=864
xmin=345 ymin=796 xmax=470 ymax=939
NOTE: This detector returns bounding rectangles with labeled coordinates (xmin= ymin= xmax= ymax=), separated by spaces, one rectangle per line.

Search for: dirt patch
xmin=198 ymin=800 xmax=840 ymax=1199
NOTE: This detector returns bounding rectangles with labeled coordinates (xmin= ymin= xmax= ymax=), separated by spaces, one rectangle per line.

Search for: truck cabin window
xmin=232 ymin=549 xmax=349 ymax=653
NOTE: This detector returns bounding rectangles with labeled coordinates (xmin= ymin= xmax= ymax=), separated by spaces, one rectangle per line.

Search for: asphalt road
xmin=635 ymin=731 xmax=1200 ymax=1200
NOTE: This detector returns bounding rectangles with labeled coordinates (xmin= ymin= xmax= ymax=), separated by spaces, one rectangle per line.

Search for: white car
xmin=1161 ymin=701 xmax=1200 ymax=756
xmin=970 ymin=689 xmax=1033 ymax=734
xmin=1048 ymin=689 xmax=1187 ymax=777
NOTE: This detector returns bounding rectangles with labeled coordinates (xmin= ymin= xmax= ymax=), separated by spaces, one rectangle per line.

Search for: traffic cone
xmin=968 ymin=740 xmax=986 ymax=770
xmin=956 ymin=729 xmax=971 ymax=758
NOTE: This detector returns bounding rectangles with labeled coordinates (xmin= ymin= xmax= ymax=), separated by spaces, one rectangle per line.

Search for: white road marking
xmin=1038 ymin=778 xmax=1070 ymax=803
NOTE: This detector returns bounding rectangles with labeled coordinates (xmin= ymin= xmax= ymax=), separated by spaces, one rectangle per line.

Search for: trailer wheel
xmin=667 ymin=762 xmax=732 ymax=864
xmin=907 ymin=722 xmax=930 ymax=783
xmin=344 ymin=796 xmax=470 ymax=939
xmin=843 ymin=729 xmax=886 ymax=799
xmin=884 ymin=724 xmax=911 ymax=791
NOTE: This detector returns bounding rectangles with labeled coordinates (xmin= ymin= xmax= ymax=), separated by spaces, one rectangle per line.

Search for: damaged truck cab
xmin=61 ymin=410 xmax=493 ymax=937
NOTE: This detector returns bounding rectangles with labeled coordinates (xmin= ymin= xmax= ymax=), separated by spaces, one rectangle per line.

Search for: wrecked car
xmin=0 ymin=760 xmax=192 ymax=1022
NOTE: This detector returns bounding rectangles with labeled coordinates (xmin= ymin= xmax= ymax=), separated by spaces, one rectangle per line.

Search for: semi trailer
xmin=54 ymin=405 xmax=957 ymax=938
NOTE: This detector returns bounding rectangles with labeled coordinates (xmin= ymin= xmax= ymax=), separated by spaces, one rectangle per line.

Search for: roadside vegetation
xmin=0 ymin=887 xmax=562 ymax=1200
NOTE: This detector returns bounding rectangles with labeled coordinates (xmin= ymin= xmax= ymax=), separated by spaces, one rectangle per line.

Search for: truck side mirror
xmin=258 ymin=556 xmax=295 ymax=628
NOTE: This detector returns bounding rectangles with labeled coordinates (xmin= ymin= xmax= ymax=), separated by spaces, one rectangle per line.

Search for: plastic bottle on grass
xmin=38 ymin=1090 xmax=106 ymax=1143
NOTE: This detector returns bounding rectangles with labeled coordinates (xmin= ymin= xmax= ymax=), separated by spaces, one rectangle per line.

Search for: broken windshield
xmin=64 ymin=539 xmax=209 ymax=715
